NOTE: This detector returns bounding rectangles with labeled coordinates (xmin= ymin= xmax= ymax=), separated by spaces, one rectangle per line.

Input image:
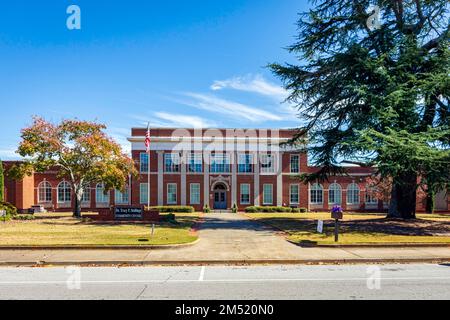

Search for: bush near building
xmin=147 ymin=206 xmax=195 ymax=213
xmin=245 ymin=206 xmax=308 ymax=213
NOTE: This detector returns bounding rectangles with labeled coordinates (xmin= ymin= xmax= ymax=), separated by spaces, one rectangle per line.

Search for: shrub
xmin=203 ymin=204 xmax=211 ymax=213
xmin=147 ymin=206 xmax=195 ymax=213
xmin=245 ymin=206 xmax=293 ymax=213
xmin=161 ymin=213 xmax=176 ymax=223
xmin=232 ymin=203 xmax=238 ymax=214
xmin=0 ymin=202 xmax=18 ymax=217
xmin=13 ymin=214 xmax=35 ymax=221
xmin=292 ymin=207 xmax=308 ymax=213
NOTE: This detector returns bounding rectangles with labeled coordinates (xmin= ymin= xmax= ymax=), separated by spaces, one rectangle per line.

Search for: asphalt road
xmin=0 ymin=264 xmax=449 ymax=300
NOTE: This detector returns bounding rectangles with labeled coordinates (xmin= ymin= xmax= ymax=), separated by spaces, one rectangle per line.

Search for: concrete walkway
xmin=1 ymin=213 xmax=450 ymax=265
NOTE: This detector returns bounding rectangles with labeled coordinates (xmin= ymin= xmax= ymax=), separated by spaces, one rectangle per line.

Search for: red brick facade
xmin=2 ymin=128 xmax=449 ymax=213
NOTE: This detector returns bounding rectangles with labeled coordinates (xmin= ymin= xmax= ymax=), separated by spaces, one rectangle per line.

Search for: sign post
xmin=331 ymin=206 xmax=343 ymax=243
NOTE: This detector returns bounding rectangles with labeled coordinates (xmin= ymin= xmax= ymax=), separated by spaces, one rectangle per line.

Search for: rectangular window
xmin=290 ymin=155 xmax=300 ymax=173
xmin=188 ymin=153 xmax=203 ymax=173
xmin=238 ymin=154 xmax=253 ymax=173
xmin=96 ymin=184 xmax=109 ymax=204
xmin=140 ymin=153 xmax=149 ymax=173
xmin=211 ymin=153 xmax=230 ymax=173
xmin=290 ymin=184 xmax=300 ymax=205
xmin=263 ymin=184 xmax=273 ymax=205
xmin=140 ymin=183 xmax=149 ymax=205
xmin=115 ymin=188 xmax=129 ymax=205
xmin=167 ymin=183 xmax=177 ymax=204
xmin=164 ymin=154 xmax=181 ymax=173
xmin=365 ymin=187 xmax=378 ymax=204
xmin=81 ymin=187 xmax=90 ymax=203
xmin=240 ymin=184 xmax=251 ymax=205
xmin=190 ymin=183 xmax=201 ymax=205
xmin=260 ymin=154 xmax=275 ymax=173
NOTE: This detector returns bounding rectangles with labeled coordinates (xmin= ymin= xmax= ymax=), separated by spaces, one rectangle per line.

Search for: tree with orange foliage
xmin=10 ymin=117 xmax=137 ymax=218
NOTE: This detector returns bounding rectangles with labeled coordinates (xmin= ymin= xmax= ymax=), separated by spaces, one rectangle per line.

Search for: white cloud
xmin=130 ymin=113 xmax=218 ymax=129
xmin=211 ymin=74 xmax=289 ymax=101
xmin=181 ymin=93 xmax=284 ymax=123
xmin=0 ymin=149 xmax=19 ymax=160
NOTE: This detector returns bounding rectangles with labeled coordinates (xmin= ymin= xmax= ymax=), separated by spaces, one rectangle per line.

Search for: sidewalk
xmin=1 ymin=213 xmax=450 ymax=266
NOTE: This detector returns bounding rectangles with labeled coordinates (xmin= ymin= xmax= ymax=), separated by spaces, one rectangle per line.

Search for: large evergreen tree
xmin=271 ymin=0 xmax=450 ymax=219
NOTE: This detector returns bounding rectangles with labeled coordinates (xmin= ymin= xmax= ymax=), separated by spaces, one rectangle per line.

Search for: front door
xmin=214 ymin=191 xmax=227 ymax=210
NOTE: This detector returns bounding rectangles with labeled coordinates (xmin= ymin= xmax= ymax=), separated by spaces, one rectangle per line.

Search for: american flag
xmin=145 ymin=123 xmax=151 ymax=152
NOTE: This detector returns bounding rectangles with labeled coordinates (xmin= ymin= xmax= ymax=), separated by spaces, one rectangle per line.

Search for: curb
xmin=0 ymin=238 xmax=201 ymax=251
xmin=1 ymin=257 xmax=449 ymax=267
xmin=286 ymin=240 xmax=450 ymax=248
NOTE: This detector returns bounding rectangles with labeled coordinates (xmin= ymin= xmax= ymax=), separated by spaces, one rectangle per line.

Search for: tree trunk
xmin=73 ymin=185 xmax=83 ymax=219
xmin=387 ymin=173 xmax=417 ymax=219
xmin=425 ymin=188 xmax=435 ymax=214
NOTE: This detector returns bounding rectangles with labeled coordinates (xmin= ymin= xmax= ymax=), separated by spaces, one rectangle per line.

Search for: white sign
xmin=317 ymin=220 xmax=324 ymax=234
xmin=0 ymin=210 xmax=6 ymax=218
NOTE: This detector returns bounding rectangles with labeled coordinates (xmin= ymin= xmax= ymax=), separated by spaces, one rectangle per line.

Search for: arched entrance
xmin=213 ymin=183 xmax=228 ymax=210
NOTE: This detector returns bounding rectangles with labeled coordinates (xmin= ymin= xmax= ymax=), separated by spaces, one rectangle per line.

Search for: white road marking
xmin=199 ymin=266 xmax=205 ymax=281
xmin=0 ymin=276 xmax=449 ymax=285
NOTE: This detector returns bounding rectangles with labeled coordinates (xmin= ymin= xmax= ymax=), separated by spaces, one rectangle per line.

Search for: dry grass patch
xmin=246 ymin=212 xmax=450 ymax=245
xmin=0 ymin=212 xmax=200 ymax=246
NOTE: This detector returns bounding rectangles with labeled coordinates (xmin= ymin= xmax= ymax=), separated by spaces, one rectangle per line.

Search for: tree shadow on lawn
xmin=255 ymin=217 xmax=450 ymax=237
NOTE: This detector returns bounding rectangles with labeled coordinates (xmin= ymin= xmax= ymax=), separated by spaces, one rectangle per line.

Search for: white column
xmin=180 ymin=152 xmax=187 ymax=206
xmin=277 ymin=152 xmax=283 ymax=207
xmin=231 ymin=152 xmax=237 ymax=206
xmin=253 ymin=152 xmax=260 ymax=206
xmin=157 ymin=151 xmax=164 ymax=206
xmin=203 ymin=152 xmax=210 ymax=208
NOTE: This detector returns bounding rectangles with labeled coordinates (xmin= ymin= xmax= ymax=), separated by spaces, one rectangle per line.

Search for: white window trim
xmin=260 ymin=154 xmax=275 ymax=174
xmin=263 ymin=184 xmax=274 ymax=205
xmin=190 ymin=183 xmax=201 ymax=205
xmin=139 ymin=183 xmax=149 ymax=205
xmin=57 ymin=181 xmax=71 ymax=204
xmin=290 ymin=184 xmax=300 ymax=205
xmin=240 ymin=184 xmax=251 ymax=205
xmin=115 ymin=187 xmax=130 ymax=205
xmin=140 ymin=152 xmax=149 ymax=173
xmin=238 ymin=154 xmax=253 ymax=173
xmin=167 ymin=183 xmax=178 ymax=205
xmin=290 ymin=154 xmax=300 ymax=173
xmin=328 ymin=183 xmax=342 ymax=205
xmin=310 ymin=183 xmax=324 ymax=205
xmin=165 ymin=153 xmax=181 ymax=173
xmin=38 ymin=181 xmax=52 ymax=203
xmin=96 ymin=183 xmax=110 ymax=204
xmin=346 ymin=183 xmax=360 ymax=205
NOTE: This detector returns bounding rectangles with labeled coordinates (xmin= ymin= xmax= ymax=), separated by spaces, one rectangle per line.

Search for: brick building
xmin=3 ymin=128 xmax=450 ymax=213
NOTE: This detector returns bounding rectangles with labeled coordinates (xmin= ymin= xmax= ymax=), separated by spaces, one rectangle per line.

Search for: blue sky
xmin=0 ymin=0 xmax=310 ymax=159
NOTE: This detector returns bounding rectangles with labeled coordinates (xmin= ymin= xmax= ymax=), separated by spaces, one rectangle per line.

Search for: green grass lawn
xmin=0 ymin=212 xmax=201 ymax=246
xmin=245 ymin=212 xmax=450 ymax=245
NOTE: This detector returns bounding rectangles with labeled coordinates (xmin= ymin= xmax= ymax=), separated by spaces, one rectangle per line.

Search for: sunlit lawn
xmin=245 ymin=212 xmax=450 ymax=245
xmin=0 ymin=212 xmax=200 ymax=246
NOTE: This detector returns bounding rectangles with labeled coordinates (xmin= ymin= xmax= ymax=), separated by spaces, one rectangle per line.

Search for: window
xmin=240 ymin=184 xmax=251 ymax=205
xmin=329 ymin=183 xmax=342 ymax=205
xmin=115 ymin=187 xmax=129 ymax=205
xmin=57 ymin=181 xmax=71 ymax=203
xmin=290 ymin=155 xmax=300 ymax=173
xmin=238 ymin=154 xmax=253 ymax=173
xmin=263 ymin=184 xmax=273 ymax=205
xmin=190 ymin=183 xmax=200 ymax=205
xmin=260 ymin=154 xmax=275 ymax=173
xmin=365 ymin=186 xmax=378 ymax=204
xmin=96 ymin=183 xmax=110 ymax=204
xmin=38 ymin=181 xmax=52 ymax=203
xmin=290 ymin=184 xmax=300 ymax=205
xmin=211 ymin=153 xmax=230 ymax=173
xmin=140 ymin=183 xmax=149 ymax=205
xmin=188 ymin=153 xmax=203 ymax=173
xmin=310 ymin=183 xmax=323 ymax=204
xmin=347 ymin=183 xmax=360 ymax=204
xmin=140 ymin=153 xmax=149 ymax=173
xmin=164 ymin=153 xmax=181 ymax=173
xmin=81 ymin=186 xmax=91 ymax=203
xmin=167 ymin=183 xmax=177 ymax=204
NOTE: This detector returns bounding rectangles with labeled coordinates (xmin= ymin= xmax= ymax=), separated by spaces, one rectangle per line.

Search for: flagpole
xmin=147 ymin=123 xmax=151 ymax=209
